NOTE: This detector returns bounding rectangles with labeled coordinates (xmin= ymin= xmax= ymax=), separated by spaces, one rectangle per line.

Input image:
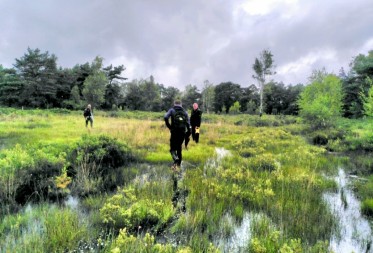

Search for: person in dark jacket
xmin=190 ymin=103 xmax=202 ymax=143
xmin=164 ymin=100 xmax=191 ymax=169
xmin=83 ymin=104 xmax=93 ymax=128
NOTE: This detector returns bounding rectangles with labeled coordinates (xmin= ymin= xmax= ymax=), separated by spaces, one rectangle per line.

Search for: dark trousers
xmin=170 ymin=129 xmax=185 ymax=166
xmin=85 ymin=116 xmax=93 ymax=127
xmin=191 ymin=125 xmax=200 ymax=143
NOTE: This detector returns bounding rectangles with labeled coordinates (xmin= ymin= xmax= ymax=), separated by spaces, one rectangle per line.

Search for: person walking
xmin=164 ymin=100 xmax=191 ymax=169
xmin=83 ymin=104 xmax=94 ymax=128
xmin=190 ymin=103 xmax=202 ymax=143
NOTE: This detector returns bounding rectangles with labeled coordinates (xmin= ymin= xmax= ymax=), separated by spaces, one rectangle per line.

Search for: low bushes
xmin=67 ymin=134 xmax=137 ymax=196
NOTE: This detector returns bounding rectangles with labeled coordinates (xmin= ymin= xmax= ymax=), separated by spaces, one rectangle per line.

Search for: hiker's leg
xmin=176 ymin=133 xmax=185 ymax=166
xmin=170 ymin=132 xmax=179 ymax=164
xmin=191 ymin=126 xmax=196 ymax=141
xmin=195 ymin=133 xmax=199 ymax=143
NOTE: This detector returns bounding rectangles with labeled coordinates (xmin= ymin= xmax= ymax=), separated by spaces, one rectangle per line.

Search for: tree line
xmin=0 ymin=48 xmax=372 ymax=117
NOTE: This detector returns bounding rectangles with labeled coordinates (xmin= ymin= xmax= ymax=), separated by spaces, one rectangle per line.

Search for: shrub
xmin=0 ymin=144 xmax=65 ymax=206
xmin=100 ymin=187 xmax=174 ymax=233
xmin=15 ymin=160 xmax=64 ymax=204
xmin=361 ymin=198 xmax=373 ymax=217
xmin=67 ymin=135 xmax=137 ymax=196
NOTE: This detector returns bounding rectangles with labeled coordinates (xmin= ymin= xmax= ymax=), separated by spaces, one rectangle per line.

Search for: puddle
xmin=214 ymin=212 xmax=252 ymax=253
xmin=203 ymin=147 xmax=231 ymax=176
xmin=323 ymin=169 xmax=373 ymax=253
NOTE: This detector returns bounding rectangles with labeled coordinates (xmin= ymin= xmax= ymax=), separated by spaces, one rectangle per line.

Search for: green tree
xmin=214 ymin=82 xmax=241 ymax=114
xmin=123 ymin=80 xmax=144 ymax=110
xmin=63 ymin=85 xmax=82 ymax=109
xmin=298 ymin=74 xmax=343 ymax=128
xmin=0 ymin=67 xmax=23 ymax=107
xmin=342 ymin=51 xmax=373 ymax=118
xmin=182 ymin=84 xmax=201 ymax=111
xmin=14 ymin=48 xmax=59 ymax=108
xmin=160 ymin=85 xmax=180 ymax=111
xmin=230 ymin=101 xmax=241 ymax=114
xmin=82 ymin=71 xmax=107 ymax=108
xmin=140 ymin=77 xmax=162 ymax=111
xmin=240 ymin=84 xmax=259 ymax=113
xmin=252 ymin=49 xmax=276 ymax=116
xmin=362 ymin=77 xmax=373 ymax=117
xmin=201 ymin=80 xmax=215 ymax=113
xmin=103 ymin=64 xmax=127 ymax=84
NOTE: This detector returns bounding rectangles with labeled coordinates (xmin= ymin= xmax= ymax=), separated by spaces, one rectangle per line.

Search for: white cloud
xmin=153 ymin=65 xmax=181 ymax=87
xmin=359 ymin=37 xmax=373 ymax=55
xmin=277 ymin=49 xmax=337 ymax=84
xmin=238 ymin=0 xmax=299 ymax=16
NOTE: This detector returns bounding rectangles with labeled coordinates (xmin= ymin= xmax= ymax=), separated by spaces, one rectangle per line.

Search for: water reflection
xmin=323 ymin=169 xmax=372 ymax=253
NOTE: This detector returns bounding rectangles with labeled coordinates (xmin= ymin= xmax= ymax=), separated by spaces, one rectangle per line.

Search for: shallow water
xmin=323 ymin=169 xmax=373 ymax=253
xmin=214 ymin=212 xmax=252 ymax=253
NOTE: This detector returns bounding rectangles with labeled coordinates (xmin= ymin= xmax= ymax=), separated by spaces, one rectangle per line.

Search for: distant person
xmin=190 ymin=103 xmax=202 ymax=143
xmin=164 ymin=100 xmax=191 ymax=169
xmin=83 ymin=104 xmax=93 ymax=128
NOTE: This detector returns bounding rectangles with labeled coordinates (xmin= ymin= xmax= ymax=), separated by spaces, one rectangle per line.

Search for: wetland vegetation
xmin=0 ymin=108 xmax=372 ymax=252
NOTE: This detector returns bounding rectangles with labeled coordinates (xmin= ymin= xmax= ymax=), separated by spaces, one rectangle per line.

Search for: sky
xmin=1 ymin=0 xmax=373 ymax=90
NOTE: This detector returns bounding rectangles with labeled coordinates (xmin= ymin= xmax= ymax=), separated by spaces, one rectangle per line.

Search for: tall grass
xmin=0 ymin=108 xmax=369 ymax=252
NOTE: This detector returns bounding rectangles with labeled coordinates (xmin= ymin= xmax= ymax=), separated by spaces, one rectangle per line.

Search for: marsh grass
xmin=0 ymin=108 xmax=370 ymax=251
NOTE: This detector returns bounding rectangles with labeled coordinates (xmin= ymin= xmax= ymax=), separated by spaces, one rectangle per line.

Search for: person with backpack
xmin=164 ymin=100 xmax=191 ymax=169
xmin=190 ymin=102 xmax=202 ymax=143
xmin=83 ymin=104 xmax=93 ymax=128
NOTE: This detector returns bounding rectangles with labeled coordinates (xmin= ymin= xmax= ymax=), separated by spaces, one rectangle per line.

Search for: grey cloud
xmin=1 ymin=0 xmax=372 ymax=89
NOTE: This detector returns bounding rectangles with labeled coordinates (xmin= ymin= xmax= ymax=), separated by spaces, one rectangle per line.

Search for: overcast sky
xmin=1 ymin=0 xmax=373 ymax=90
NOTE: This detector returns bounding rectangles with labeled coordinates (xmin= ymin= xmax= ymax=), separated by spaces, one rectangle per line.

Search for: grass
xmin=0 ymin=107 xmax=372 ymax=252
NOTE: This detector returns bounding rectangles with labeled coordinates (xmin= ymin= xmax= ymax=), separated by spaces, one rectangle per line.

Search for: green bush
xmin=0 ymin=144 xmax=66 ymax=206
xmin=100 ymin=187 xmax=174 ymax=233
xmin=67 ymin=134 xmax=137 ymax=196
xmin=361 ymin=198 xmax=373 ymax=217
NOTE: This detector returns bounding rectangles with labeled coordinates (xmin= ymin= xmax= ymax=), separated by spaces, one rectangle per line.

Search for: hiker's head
xmin=174 ymin=100 xmax=182 ymax=106
xmin=193 ymin=103 xmax=198 ymax=110
xmin=87 ymin=104 xmax=91 ymax=109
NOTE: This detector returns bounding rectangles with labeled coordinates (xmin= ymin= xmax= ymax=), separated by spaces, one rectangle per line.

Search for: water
xmin=323 ymin=169 xmax=373 ymax=253
xmin=214 ymin=213 xmax=252 ymax=253
xmin=203 ymin=147 xmax=231 ymax=176
xmin=206 ymin=148 xmax=253 ymax=252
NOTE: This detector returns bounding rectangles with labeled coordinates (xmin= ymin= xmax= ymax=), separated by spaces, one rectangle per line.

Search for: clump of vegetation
xmin=67 ymin=134 xmax=137 ymax=196
xmin=0 ymin=143 xmax=66 ymax=208
xmin=362 ymin=199 xmax=373 ymax=217
xmin=100 ymin=187 xmax=175 ymax=233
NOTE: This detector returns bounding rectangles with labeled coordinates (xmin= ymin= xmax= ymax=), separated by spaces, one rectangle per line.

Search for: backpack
xmin=172 ymin=107 xmax=187 ymax=130
xmin=83 ymin=108 xmax=90 ymax=117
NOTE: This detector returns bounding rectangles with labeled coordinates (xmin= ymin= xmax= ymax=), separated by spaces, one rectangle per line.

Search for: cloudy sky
xmin=1 ymin=0 xmax=373 ymax=90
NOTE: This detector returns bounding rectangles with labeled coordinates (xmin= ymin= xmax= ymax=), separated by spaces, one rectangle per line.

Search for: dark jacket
xmin=164 ymin=105 xmax=190 ymax=131
xmin=190 ymin=109 xmax=202 ymax=127
xmin=83 ymin=108 xmax=93 ymax=117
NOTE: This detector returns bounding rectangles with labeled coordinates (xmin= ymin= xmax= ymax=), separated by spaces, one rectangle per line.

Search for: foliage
xmin=298 ymin=74 xmax=343 ymax=129
xmin=100 ymin=187 xmax=175 ymax=232
xmin=182 ymin=84 xmax=202 ymax=110
xmin=82 ymin=71 xmax=108 ymax=108
xmin=201 ymin=80 xmax=215 ymax=113
xmin=0 ymin=143 xmax=66 ymax=206
xmin=68 ymin=134 xmax=137 ymax=196
xmin=44 ymin=207 xmax=89 ymax=252
xmin=342 ymin=50 xmax=373 ymax=118
xmin=14 ymin=48 xmax=59 ymax=108
xmin=361 ymin=198 xmax=373 ymax=217
xmin=252 ymin=49 xmax=276 ymax=115
xmin=214 ymin=82 xmax=241 ymax=113
xmin=362 ymin=77 xmax=373 ymax=116
xmin=229 ymin=101 xmax=241 ymax=114
xmin=1 ymin=108 xmax=372 ymax=252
